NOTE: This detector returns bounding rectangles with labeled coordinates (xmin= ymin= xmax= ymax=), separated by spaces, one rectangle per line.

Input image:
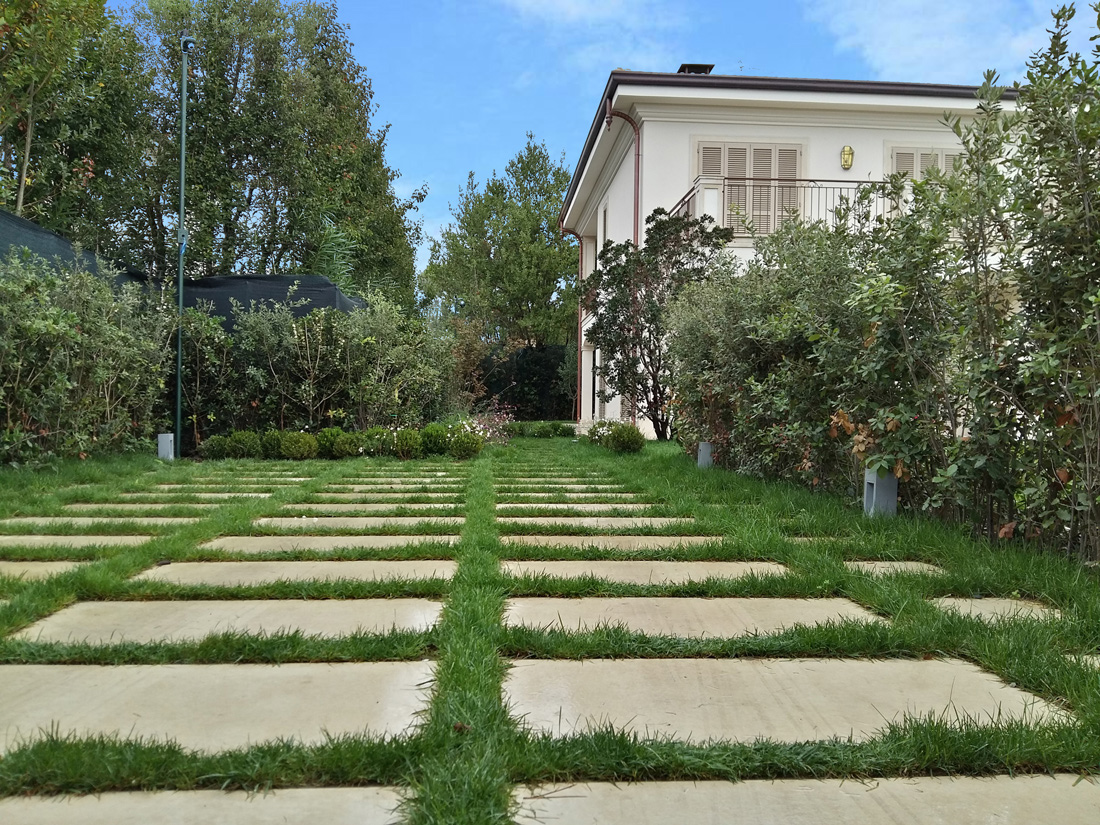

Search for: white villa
xmin=559 ymin=64 xmax=1016 ymax=435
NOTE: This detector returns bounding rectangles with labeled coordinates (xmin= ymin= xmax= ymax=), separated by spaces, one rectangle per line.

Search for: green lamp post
xmin=175 ymin=33 xmax=196 ymax=459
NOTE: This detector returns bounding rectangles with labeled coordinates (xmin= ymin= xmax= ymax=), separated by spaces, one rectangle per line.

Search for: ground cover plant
xmin=0 ymin=439 xmax=1098 ymax=824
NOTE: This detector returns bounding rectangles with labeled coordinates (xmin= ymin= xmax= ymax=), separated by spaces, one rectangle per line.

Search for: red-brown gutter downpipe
xmin=561 ymin=227 xmax=583 ymax=424
xmin=605 ymin=100 xmax=641 ymax=423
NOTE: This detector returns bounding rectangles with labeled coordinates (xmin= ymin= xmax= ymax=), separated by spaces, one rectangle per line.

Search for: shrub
xmin=605 ymin=422 xmax=645 ymax=454
xmin=280 ymin=430 xmax=319 ymax=460
xmin=362 ymin=426 xmax=393 ymax=456
xmin=587 ymin=419 xmax=615 ymax=446
xmin=260 ymin=429 xmax=283 ymax=460
xmin=394 ymin=428 xmax=423 ymax=460
xmin=504 ymin=421 xmax=529 ymax=438
xmin=316 ymin=427 xmax=346 ymax=459
xmin=225 ymin=430 xmax=263 ymax=459
xmin=199 ymin=434 xmax=229 ymax=460
xmin=332 ymin=431 xmax=363 ymax=458
xmin=554 ymin=422 xmax=576 ymax=437
xmin=421 ymin=423 xmax=450 ymax=455
xmin=449 ymin=430 xmax=485 ymax=460
xmin=531 ymin=421 xmax=555 ymax=438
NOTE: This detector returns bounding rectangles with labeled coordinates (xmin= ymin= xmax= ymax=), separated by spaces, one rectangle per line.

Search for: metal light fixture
xmin=840 ymin=145 xmax=854 ymax=170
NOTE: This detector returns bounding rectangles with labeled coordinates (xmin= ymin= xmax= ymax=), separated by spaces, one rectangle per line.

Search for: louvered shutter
xmin=699 ymin=144 xmax=723 ymax=177
xmin=776 ymin=147 xmax=799 ymax=227
xmin=725 ymin=145 xmax=749 ymax=233
xmin=943 ymin=151 xmax=962 ymax=177
xmin=750 ymin=146 xmax=774 ymax=233
xmin=919 ymin=151 xmax=939 ymax=179
xmin=893 ymin=150 xmax=916 ymax=179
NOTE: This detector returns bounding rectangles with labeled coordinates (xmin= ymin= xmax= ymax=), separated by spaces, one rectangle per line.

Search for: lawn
xmin=0 ymin=439 xmax=1097 ymax=824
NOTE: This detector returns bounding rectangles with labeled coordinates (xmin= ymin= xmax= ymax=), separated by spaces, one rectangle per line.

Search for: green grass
xmin=1 ymin=440 xmax=1100 ymax=819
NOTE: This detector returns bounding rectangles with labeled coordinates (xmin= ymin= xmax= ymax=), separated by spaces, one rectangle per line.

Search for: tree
xmin=585 ymin=208 xmax=733 ymax=440
xmin=423 ymin=133 xmax=577 ymax=348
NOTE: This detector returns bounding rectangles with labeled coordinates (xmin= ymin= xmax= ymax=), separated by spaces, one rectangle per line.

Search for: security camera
xmin=182 ymin=36 xmax=196 ymax=53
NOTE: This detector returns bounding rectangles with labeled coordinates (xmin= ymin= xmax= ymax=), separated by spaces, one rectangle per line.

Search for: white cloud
xmin=496 ymin=0 xmax=682 ymax=30
xmin=493 ymin=0 xmax=685 ymax=74
xmin=801 ymin=0 xmax=1096 ymax=85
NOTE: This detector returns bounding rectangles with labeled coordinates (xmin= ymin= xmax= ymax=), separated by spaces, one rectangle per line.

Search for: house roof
xmin=559 ymin=70 xmax=1018 ymax=232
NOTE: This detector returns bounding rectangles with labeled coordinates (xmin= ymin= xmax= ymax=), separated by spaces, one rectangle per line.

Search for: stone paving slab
xmin=202 ymin=535 xmax=461 ymax=553
xmin=498 ymin=517 xmax=692 ymax=529
xmin=154 ymin=484 xmax=281 ymax=490
xmin=503 ymin=535 xmax=717 ymax=550
xmin=496 ymin=485 xmax=628 ymax=492
xmin=15 ymin=599 xmax=443 ymax=643
xmin=135 ymin=560 xmax=458 ymax=585
xmin=314 ymin=493 xmax=464 ymax=501
xmin=119 ymin=492 xmax=271 ymax=499
xmin=933 ymin=597 xmax=1059 ymax=620
xmin=505 ymin=597 xmax=880 ymax=636
xmin=256 ymin=516 xmax=465 ymax=529
xmin=0 ymin=787 xmax=404 ymax=825
xmin=65 ymin=502 xmax=220 ymax=511
xmin=846 ymin=561 xmax=944 ymax=575
xmin=0 ymin=517 xmax=198 ymax=527
xmin=0 ymin=560 xmax=82 ymax=580
xmin=496 ymin=477 xmax=617 ymax=484
xmin=502 ymin=561 xmax=784 ymax=584
xmin=328 ymin=485 xmax=467 ymax=493
xmin=496 ymin=503 xmax=651 ymax=513
xmin=338 ymin=477 xmax=465 ymax=484
xmin=287 ymin=503 xmax=462 ymax=513
xmin=512 ymin=776 xmax=1100 ymax=825
xmin=504 ymin=658 xmax=1060 ymax=742
xmin=0 ymin=661 xmax=433 ymax=753
xmin=0 ymin=535 xmax=151 ymax=548
xmin=498 ymin=493 xmax=639 ymax=500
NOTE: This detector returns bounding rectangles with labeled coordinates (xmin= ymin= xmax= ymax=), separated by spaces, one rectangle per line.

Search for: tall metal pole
xmin=176 ymin=35 xmax=195 ymax=459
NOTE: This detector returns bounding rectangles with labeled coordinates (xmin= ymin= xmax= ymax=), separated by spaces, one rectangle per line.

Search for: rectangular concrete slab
xmin=1 ymin=517 xmax=197 ymax=527
xmin=933 ymin=597 xmax=1059 ymax=620
xmin=846 ymin=561 xmax=944 ymax=575
xmin=257 ymin=516 xmax=464 ymax=530
xmin=327 ymin=485 xmax=466 ymax=493
xmin=65 ymin=503 xmax=220 ymax=511
xmin=315 ymin=492 xmax=463 ymax=501
xmin=513 ymin=776 xmax=1100 ymax=825
xmin=503 ymin=535 xmax=717 ymax=550
xmin=135 ymin=560 xmax=457 ymax=585
xmin=119 ymin=492 xmax=271 ymax=499
xmin=0 ymin=661 xmax=433 ymax=753
xmin=503 ymin=560 xmax=785 ymax=584
xmin=496 ymin=485 xmax=628 ymax=492
xmin=202 ymin=535 xmax=460 ymax=553
xmin=504 ymin=658 xmax=1060 ymax=742
xmin=336 ymin=477 xmax=463 ymax=485
xmin=0 ymin=560 xmax=82 ymax=580
xmin=498 ymin=517 xmax=692 ymax=529
xmin=498 ymin=493 xmax=638 ymax=500
xmin=287 ymin=503 xmax=461 ymax=513
xmin=496 ymin=503 xmax=651 ymax=512
xmin=497 ymin=477 xmax=616 ymax=484
xmin=505 ymin=597 xmax=880 ymax=636
xmin=15 ymin=599 xmax=443 ymax=643
xmin=0 ymin=535 xmax=150 ymax=548
xmin=0 ymin=787 xmax=403 ymax=825
xmin=154 ymin=484 xmax=280 ymax=490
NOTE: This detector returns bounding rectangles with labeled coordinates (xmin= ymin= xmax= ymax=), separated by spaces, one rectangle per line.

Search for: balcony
xmin=671 ymin=176 xmax=891 ymax=241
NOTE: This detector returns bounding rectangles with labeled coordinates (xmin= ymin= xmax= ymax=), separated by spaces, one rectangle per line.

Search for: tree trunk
xmin=15 ymin=88 xmax=35 ymax=216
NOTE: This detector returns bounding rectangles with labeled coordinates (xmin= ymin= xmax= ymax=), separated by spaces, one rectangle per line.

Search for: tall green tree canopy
xmin=423 ymin=134 xmax=577 ymax=348
xmin=1 ymin=0 xmax=423 ymax=308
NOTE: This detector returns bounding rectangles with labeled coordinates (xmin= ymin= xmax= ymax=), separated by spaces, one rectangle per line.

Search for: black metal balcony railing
xmin=670 ymin=178 xmax=891 ymax=239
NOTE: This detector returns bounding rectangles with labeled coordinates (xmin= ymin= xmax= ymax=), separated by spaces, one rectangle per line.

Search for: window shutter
xmin=919 ymin=151 xmax=939 ymax=178
xmin=943 ymin=151 xmax=962 ymax=177
xmin=699 ymin=144 xmax=723 ymax=177
xmin=725 ymin=145 xmax=749 ymax=233
xmin=751 ymin=146 xmax=774 ymax=233
xmin=776 ymin=147 xmax=799 ymax=227
xmin=893 ymin=150 xmax=916 ymax=179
